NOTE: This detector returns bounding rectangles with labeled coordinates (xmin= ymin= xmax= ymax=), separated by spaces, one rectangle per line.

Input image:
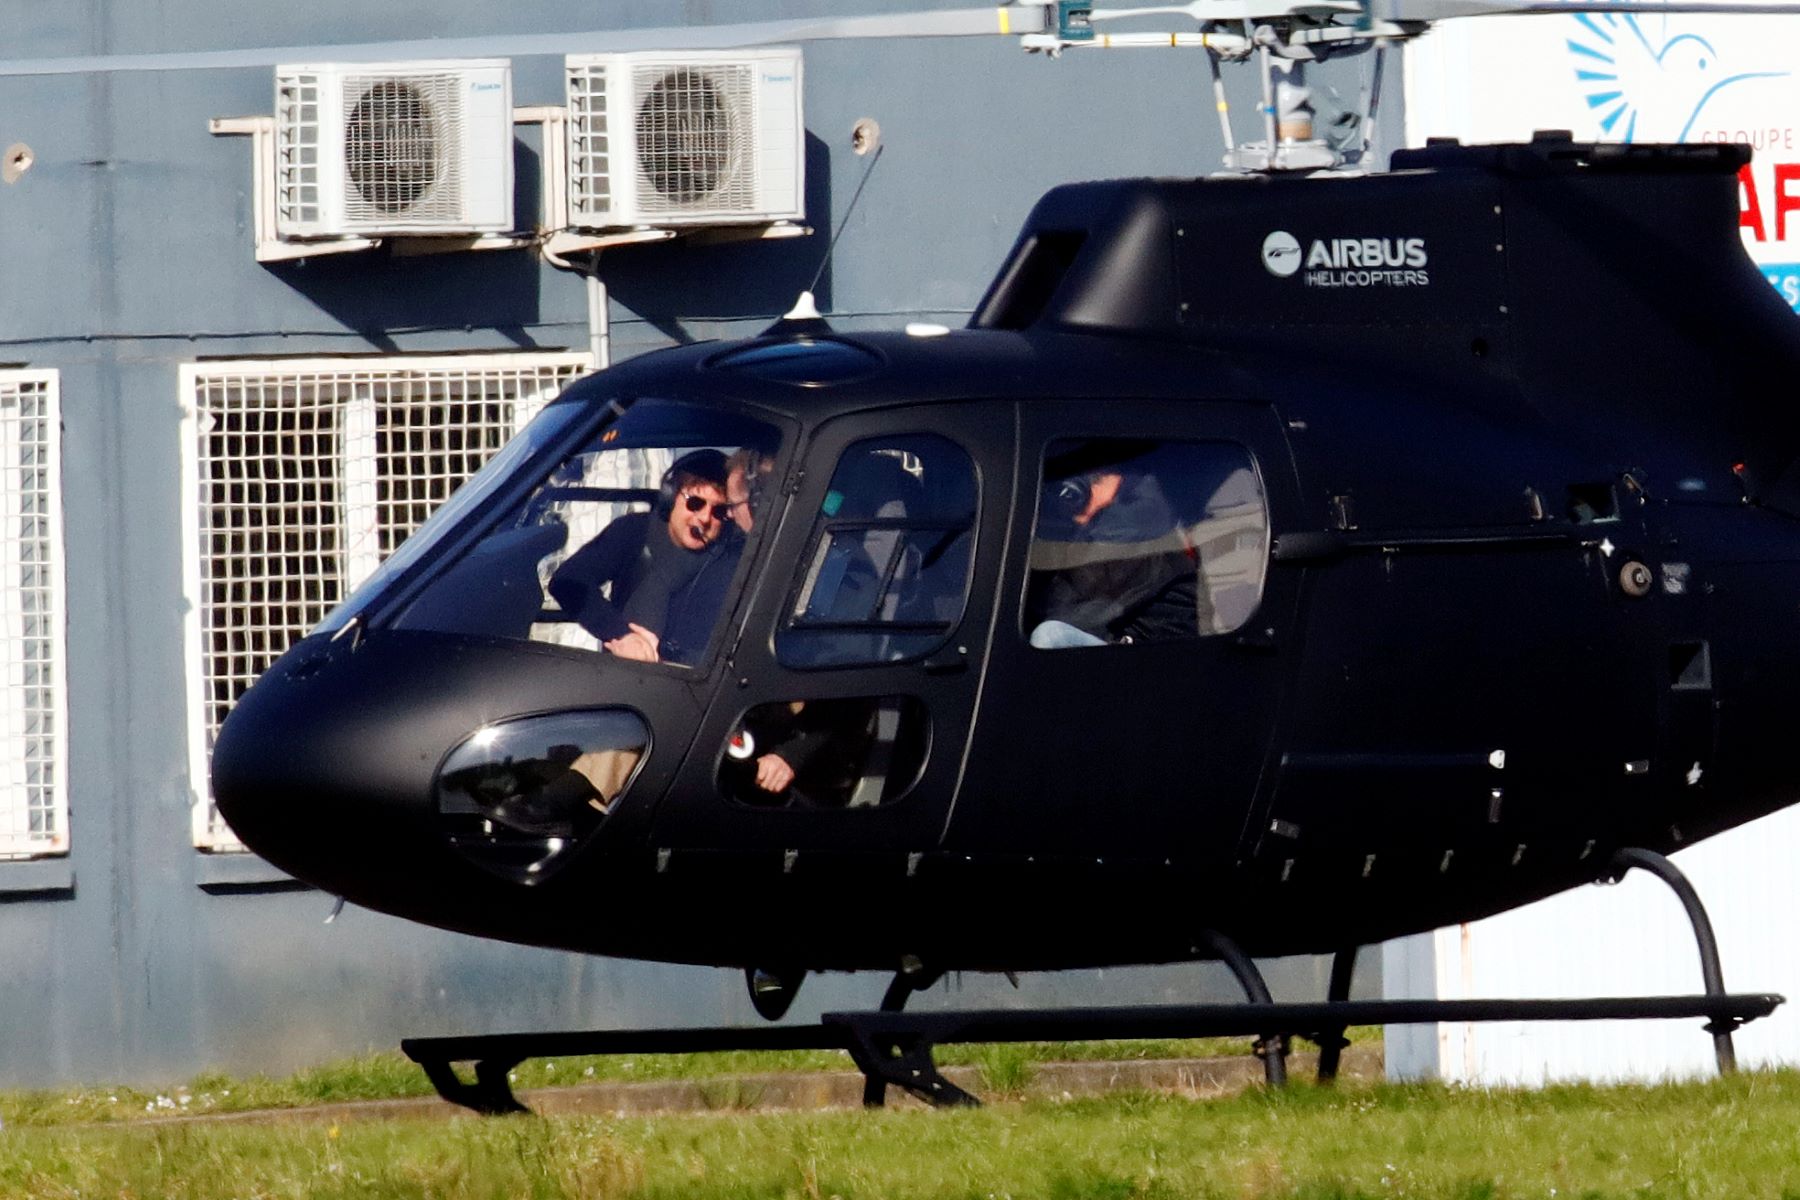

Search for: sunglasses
xmin=1051 ymin=476 xmax=1092 ymax=516
xmin=681 ymin=492 xmax=743 ymax=521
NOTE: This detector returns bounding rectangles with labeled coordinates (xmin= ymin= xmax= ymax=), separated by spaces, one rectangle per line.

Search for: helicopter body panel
xmin=212 ymin=136 xmax=1800 ymax=974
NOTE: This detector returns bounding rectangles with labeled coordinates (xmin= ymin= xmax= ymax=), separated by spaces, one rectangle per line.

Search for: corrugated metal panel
xmin=1386 ymin=806 xmax=1800 ymax=1083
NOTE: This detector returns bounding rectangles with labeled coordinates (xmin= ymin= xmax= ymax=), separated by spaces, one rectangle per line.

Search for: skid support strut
xmin=1611 ymin=847 xmax=1739 ymax=1074
xmin=858 ymin=965 xmax=957 ymax=1108
xmin=1199 ymin=929 xmax=1288 ymax=1087
xmin=1311 ymin=945 xmax=1359 ymax=1084
xmin=418 ymin=1052 xmax=531 ymax=1116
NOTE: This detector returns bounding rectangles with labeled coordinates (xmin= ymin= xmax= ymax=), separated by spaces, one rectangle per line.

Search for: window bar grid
xmin=186 ymin=356 xmax=590 ymax=849
xmin=0 ymin=372 xmax=65 ymax=860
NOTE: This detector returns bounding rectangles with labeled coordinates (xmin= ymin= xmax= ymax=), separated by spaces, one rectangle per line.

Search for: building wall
xmin=1384 ymin=12 xmax=1800 ymax=1084
xmin=1384 ymin=808 xmax=1800 ymax=1083
xmin=0 ymin=1 xmax=1398 ymax=1088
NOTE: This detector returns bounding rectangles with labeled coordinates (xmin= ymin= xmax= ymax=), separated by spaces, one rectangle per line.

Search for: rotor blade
xmin=1128 ymin=0 xmax=1800 ymax=20
xmin=1091 ymin=0 xmax=1357 ymax=18
xmin=1363 ymin=0 xmax=1800 ymax=21
xmin=0 ymin=6 xmax=1046 ymax=77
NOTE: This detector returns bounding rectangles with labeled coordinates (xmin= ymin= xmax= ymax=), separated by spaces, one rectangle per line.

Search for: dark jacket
xmin=659 ymin=530 xmax=744 ymax=666
xmin=724 ymin=697 xmax=879 ymax=808
xmin=548 ymin=512 xmax=743 ymax=665
xmin=1028 ymin=473 xmax=1205 ymax=643
xmin=549 ymin=511 xmax=707 ymax=644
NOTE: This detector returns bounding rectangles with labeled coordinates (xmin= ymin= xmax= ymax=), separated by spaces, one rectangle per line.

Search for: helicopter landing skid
xmin=401 ymin=847 xmax=1778 ymax=1116
xmin=401 ymin=991 xmax=1781 ymax=1115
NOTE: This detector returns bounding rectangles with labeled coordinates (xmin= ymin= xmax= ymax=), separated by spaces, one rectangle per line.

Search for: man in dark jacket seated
xmin=1026 ymin=445 xmax=1205 ymax=648
xmin=723 ymin=696 xmax=884 ymax=808
xmin=547 ymin=449 xmax=734 ymax=665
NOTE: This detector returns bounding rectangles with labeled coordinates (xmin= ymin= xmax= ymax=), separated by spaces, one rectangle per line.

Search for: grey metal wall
xmin=0 ymin=1 xmax=1399 ymax=1088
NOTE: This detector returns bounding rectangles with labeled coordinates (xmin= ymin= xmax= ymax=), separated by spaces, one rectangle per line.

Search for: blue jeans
xmin=1029 ymin=620 xmax=1107 ymax=649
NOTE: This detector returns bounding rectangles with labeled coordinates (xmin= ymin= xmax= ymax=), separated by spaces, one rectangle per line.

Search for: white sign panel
xmin=1406 ymin=14 xmax=1800 ymax=305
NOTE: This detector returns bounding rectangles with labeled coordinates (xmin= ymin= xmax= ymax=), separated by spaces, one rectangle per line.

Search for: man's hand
xmin=604 ymin=623 xmax=661 ymax=663
xmin=755 ymin=753 xmax=795 ymax=793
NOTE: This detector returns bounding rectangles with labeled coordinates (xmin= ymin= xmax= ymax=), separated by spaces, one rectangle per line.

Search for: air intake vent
xmin=973 ymin=231 xmax=1088 ymax=330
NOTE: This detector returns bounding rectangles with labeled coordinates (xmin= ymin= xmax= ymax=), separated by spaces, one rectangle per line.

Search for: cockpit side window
xmin=1025 ymin=438 xmax=1268 ymax=648
xmin=386 ymin=399 xmax=783 ymax=669
xmin=776 ymin=434 xmax=977 ymax=668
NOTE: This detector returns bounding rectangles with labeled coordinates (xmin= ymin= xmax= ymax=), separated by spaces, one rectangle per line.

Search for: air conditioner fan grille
xmin=632 ymin=64 xmax=754 ymax=212
xmin=342 ymin=75 xmax=464 ymax=219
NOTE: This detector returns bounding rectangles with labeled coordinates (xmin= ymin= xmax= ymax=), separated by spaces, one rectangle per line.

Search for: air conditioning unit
xmin=273 ymin=60 xmax=514 ymax=239
xmin=564 ymin=48 xmax=803 ymax=231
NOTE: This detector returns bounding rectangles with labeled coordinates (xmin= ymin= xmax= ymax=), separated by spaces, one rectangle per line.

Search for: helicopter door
xmin=649 ymin=406 xmax=1010 ymax=859
xmin=945 ymin=402 xmax=1299 ymax=865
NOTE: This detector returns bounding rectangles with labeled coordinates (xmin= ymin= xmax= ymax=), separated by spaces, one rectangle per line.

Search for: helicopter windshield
xmin=313 ymin=397 xmax=594 ymax=638
xmin=337 ymin=397 xmax=782 ymax=669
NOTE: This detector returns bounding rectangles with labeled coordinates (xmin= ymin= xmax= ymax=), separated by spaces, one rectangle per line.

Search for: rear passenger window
xmin=720 ymin=695 xmax=928 ymax=809
xmin=1025 ymin=438 xmax=1267 ymax=648
xmin=777 ymin=434 xmax=976 ymax=668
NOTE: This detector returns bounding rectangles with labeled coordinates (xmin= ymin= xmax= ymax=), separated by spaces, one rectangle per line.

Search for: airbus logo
xmin=1261 ymin=231 xmax=1302 ymax=278
xmin=1263 ymin=232 xmax=1431 ymax=288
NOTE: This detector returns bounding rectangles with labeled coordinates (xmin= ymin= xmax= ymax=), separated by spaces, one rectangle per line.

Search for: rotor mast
xmin=1001 ymin=0 xmax=1800 ymax=171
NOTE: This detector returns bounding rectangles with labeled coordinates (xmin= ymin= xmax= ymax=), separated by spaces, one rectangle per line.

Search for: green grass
xmin=0 ymin=1031 xmax=1380 ymax=1128
xmin=3 ymin=1070 xmax=1800 ymax=1198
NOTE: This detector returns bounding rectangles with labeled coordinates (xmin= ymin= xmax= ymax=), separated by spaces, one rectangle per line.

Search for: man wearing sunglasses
xmin=548 ymin=449 xmax=734 ymax=664
xmin=653 ymin=447 xmax=771 ymax=663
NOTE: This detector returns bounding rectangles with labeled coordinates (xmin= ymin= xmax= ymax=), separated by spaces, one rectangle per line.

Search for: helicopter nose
xmin=211 ymin=632 xmax=471 ymax=899
xmin=211 ymin=630 xmax=648 ymax=905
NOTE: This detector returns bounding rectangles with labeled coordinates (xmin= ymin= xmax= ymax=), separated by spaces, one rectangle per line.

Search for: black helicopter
xmin=209 ymin=0 xmax=1800 ymax=1107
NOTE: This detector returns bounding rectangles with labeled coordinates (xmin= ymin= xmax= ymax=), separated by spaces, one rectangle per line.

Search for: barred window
xmin=0 ymin=371 xmax=65 ymax=861
xmin=181 ymin=354 xmax=591 ymax=850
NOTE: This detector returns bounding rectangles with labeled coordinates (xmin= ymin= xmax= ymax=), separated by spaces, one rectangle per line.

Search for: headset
xmin=1051 ymin=474 xmax=1092 ymax=519
xmin=655 ymin=448 xmax=730 ymax=515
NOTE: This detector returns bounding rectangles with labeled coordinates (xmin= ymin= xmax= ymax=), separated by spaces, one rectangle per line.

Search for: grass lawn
xmin=0 ymin=1032 xmax=1380 ymax=1127
xmin=2 ymin=1067 xmax=1799 ymax=1198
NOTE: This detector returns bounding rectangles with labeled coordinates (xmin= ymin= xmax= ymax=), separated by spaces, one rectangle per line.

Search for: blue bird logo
xmin=1565 ymin=13 xmax=1786 ymax=143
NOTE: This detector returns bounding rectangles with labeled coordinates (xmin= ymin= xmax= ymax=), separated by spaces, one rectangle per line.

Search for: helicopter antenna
xmin=782 ymin=119 xmax=887 ymax=324
xmin=806 ymin=118 xmax=886 ymax=300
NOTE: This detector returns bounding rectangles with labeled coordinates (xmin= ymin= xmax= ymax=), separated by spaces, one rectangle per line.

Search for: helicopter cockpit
xmin=328 ymin=397 xmax=784 ymax=664
xmin=234 ymin=373 xmax=995 ymax=892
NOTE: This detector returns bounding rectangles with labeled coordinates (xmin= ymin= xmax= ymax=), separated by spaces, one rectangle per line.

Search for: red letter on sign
xmin=1774 ymin=163 xmax=1800 ymax=240
xmin=1741 ymin=164 xmax=1767 ymax=242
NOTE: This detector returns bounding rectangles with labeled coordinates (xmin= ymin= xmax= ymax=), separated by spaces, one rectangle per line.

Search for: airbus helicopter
xmin=199 ymin=0 xmax=1800 ymax=1106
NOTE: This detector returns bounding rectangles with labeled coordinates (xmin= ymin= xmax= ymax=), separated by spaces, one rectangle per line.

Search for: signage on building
xmin=1406 ymin=15 xmax=1800 ymax=306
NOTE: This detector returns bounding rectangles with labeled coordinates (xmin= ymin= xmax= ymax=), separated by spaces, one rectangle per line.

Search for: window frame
xmin=179 ymin=352 xmax=592 ymax=851
xmin=0 ymin=369 xmax=67 ymax=862
xmin=775 ymin=432 xmax=980 ymax=670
